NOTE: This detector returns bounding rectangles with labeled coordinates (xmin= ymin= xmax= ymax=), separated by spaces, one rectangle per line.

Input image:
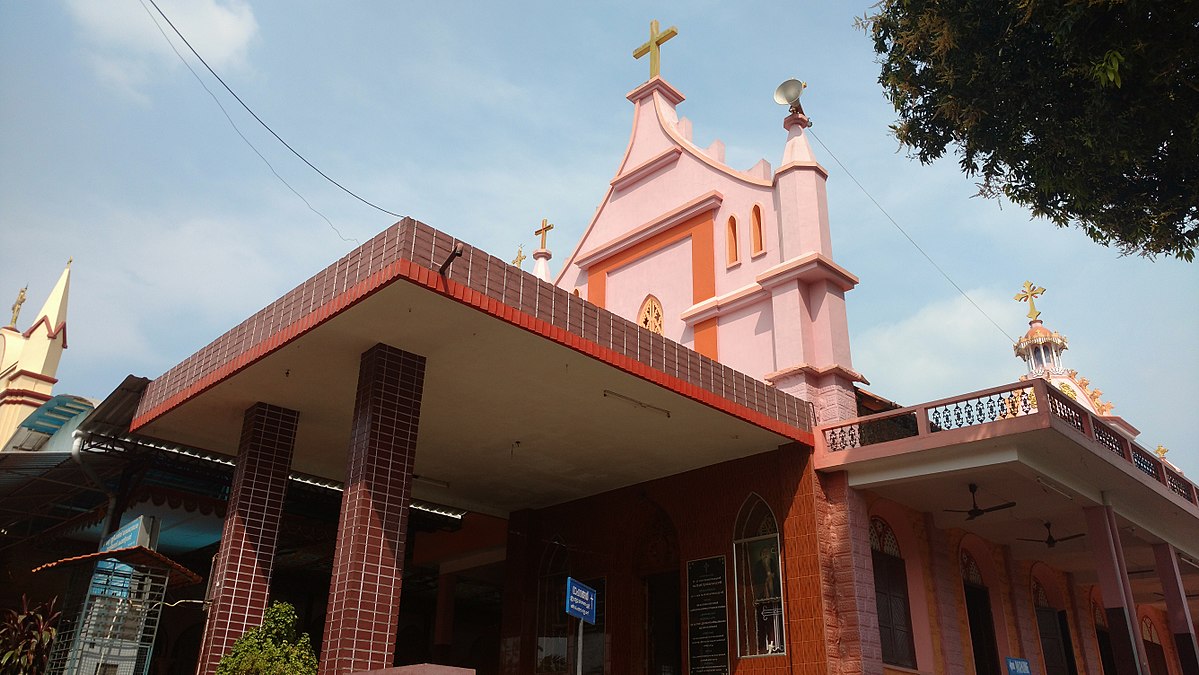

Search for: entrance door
xmin=645 ymin=571 xmax=681 ymax=675
xmin=1095 ymin=627 xmax=1118 ymax=675
xmin=964 ymin=583 xmax=1001 ymax=675
xmin=1035 ymin=607 xmax=1078 ymax=675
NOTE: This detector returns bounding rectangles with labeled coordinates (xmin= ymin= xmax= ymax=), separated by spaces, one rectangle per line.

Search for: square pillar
xmin=1153 ymin=543 xmax=1199 ymax=675
xmin=923 ymin=514 xmax=966 ymax=673
xmin=320 ymin=344 xmax=426 ymax=675
xmin=816 ymin=471 xmax=884 ymax=675
xmin=1084 ymin=505 xmax=1146 ymax=675
xmin=197 ymin=403 xmax=299 ymax=675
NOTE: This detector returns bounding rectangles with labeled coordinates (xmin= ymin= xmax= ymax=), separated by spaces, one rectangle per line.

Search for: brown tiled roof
xmin=134 ymin=218 xmax=814 ymax=440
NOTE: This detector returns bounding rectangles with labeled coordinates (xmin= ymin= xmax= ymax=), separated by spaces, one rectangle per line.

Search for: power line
xmin=144 ymin=0 xmax=403 ymax=221
xmin=807 ymin=129 xmax=1015 ymax=345
xmin=138 ymin=0 xmax=359 ymax=245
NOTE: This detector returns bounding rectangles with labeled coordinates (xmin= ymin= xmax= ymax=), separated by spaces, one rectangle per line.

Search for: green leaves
xmin=215 ymin=601 xmax=318 ymax=675
xmin=863 ymin=0 xmax=1199 ymax=260
xmin=1092 ymin=50 xmax=1125 ymax=88
xmin=0 ymin=596 xmax=60 ymax=675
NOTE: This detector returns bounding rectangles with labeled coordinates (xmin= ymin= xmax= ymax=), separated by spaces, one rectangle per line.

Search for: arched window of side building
xmin=733 ymin=494 xmax=785 ymax=656
xmin=962 ymin=550 xmax=1002 ymax=675
xmin=1141 ymin=616 xmax=1170 ymax=675
xmin=1032 ymin=576 xmax=1079 ymax=675
xmin=870 ymin=517 xmax=916 ymax=668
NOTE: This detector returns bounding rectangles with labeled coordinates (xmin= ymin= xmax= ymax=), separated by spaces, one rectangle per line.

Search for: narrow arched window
xmin=727 ymin=216 xmax=740 ymax=265
xmin=870 ymin=517 xmax=916 ymax=668
xmin=734 ymin=495 xmax=785 ymax=656
xmin=751 ymin=205 xmax=765 ymax=255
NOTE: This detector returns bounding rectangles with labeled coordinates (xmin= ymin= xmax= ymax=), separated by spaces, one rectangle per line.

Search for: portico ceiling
xmin=131 ymin=220 xmax=811 ymax=517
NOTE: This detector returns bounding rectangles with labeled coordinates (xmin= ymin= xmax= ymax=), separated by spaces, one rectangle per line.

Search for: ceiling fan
xmin=1018 ymin=522 xmax=1085 ymax=548
xmin=944 ymin=483 xmax=1016 ymax=520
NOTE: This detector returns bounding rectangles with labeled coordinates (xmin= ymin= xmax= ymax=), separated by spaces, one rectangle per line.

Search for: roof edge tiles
xmin=132 ymin=218 xmax=814 ymax=441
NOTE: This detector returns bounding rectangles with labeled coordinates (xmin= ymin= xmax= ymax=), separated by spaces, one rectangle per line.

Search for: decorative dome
xmin=1012 ymin=282 xmax=1068 ymax=375
xmin=1011 ymin=281 xmax=1114 ymax=416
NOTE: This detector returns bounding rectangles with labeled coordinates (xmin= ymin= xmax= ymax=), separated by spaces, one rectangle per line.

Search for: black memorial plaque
xmin=687 ymin=555 xmax=730 ymax=674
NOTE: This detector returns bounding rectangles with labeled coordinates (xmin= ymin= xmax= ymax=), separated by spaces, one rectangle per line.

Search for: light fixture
xmin=1035 ymin=476 xmax=1074 ymax=500
xmin=603 ymin=389 xmax=671 ymax=418
xmin=414 ymin=474 xmax=450 ymax=489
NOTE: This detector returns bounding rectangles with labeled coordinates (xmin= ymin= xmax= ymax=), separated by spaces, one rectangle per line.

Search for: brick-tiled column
xmin=816 ymin=471 xmax=884 ymax=675
xmin=196 ymin=403 xmax=298 ymax=675
xmin=320 ymin=344 xmax=426 ymax=675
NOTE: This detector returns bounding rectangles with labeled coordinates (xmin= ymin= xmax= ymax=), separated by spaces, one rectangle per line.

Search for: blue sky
xmin=1 ymin=2 xmax=1195 ymax=473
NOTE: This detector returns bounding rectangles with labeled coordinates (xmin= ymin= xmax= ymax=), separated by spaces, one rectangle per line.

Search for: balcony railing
xmin=819 ymin=379 xmax=1196 ymax=505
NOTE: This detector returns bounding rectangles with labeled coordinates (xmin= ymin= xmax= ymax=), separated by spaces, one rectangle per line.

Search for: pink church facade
xmin=556 ymin=77 xmax=863 ymax=425
xmin=6 ymin=23 xmax=1197 ymax=675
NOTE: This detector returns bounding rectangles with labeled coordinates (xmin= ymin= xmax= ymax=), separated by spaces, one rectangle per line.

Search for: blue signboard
xmin=1005 ymin=657 xmax=1031 ymax=675
xmin=565 ymin=577 xmax=597 ymax=625
xmin=102 ymin=516 xmax=150 ymax=552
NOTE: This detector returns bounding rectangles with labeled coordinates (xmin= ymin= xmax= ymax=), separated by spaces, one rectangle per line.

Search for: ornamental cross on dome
xmin=534 ymin=219 xmax=554 ymax=249
xmin=633 ymin=20 xmax=678 ymax=79
xmin=1014 ymin=281 xmax=1047 ymax=321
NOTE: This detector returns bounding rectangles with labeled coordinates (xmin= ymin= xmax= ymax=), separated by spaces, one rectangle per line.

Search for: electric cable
xmin=137 ymin=0 xmax=360 ymax=245
xmin=807 ymin=129 xmax=1016 ymax=344
xmin=144 ymin=0 xmax=402 ymax=220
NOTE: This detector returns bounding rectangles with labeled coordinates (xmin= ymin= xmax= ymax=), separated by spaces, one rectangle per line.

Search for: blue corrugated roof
xmin=19 ymin=394 xmax=94 ymax=436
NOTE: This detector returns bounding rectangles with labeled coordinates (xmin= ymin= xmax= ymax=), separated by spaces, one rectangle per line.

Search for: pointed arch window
xmin=734 ymin=494 xmax=785 ymax=656
xmin=870 ymin=517 xmax=916 ymax=668
xmin=1141 ymin=617 xmax=1170 ymax=675
xmin=536 ymin=539 xmax=570 ymax=673
xmin=750 ymin=205 xmax=765 ymax=256
xmin=639 ymin=295 xmax=664 ymax=335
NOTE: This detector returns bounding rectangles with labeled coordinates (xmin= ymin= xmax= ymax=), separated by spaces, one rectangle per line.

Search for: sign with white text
xmin=1006 ymin=657 xmax=1031 ymax=675
xmin=565 ymin=577 xmax=597 ymax=625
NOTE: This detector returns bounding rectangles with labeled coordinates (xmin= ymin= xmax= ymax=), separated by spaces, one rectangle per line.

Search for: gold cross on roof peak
xmin=511 ymin=245 xmax=526 ymax=268
xmin=534 ymin=219 xmax=554 ymax=249
xmin=633 ymin=20 xmax=678 ymax=79
xmin=1014 ymin=280 xmax=1047 ymax=321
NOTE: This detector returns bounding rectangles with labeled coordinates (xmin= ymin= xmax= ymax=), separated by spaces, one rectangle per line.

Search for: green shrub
xmin=215 ymin=602 xmax=317 ymax=675
xmin=0 ymin=595 xmax=59 ymax=675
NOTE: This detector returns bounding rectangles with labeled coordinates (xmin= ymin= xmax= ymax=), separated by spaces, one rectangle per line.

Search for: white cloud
xmin=66 ymin=0 xmax=257 ymax=95
xmin=853 ymin=288 xmax=1020 ymax=407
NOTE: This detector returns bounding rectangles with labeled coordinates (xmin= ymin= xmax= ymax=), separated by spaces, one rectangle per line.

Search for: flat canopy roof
xmin=131 ymin=219 xmax=813 ymax=516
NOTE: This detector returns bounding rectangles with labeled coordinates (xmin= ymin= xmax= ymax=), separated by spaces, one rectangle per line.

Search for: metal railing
xmin=819 ymin=379 xmax=1196 ymax=505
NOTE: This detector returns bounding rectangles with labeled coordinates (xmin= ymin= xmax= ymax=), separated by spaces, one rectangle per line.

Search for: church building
xmin=1 ymin=21 xmax=1196 ymax=675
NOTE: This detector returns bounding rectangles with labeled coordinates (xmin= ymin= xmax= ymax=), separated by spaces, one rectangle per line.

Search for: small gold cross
xmin=511 ymin=245 xmax=526 ymax=268
xmin=534 ymin=219 xmax=554 ymax=249
xmin=1014 ymin=281 xmax=1047 ymax=321
xmin=633 ymin=20 xmax=678 ymax=79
